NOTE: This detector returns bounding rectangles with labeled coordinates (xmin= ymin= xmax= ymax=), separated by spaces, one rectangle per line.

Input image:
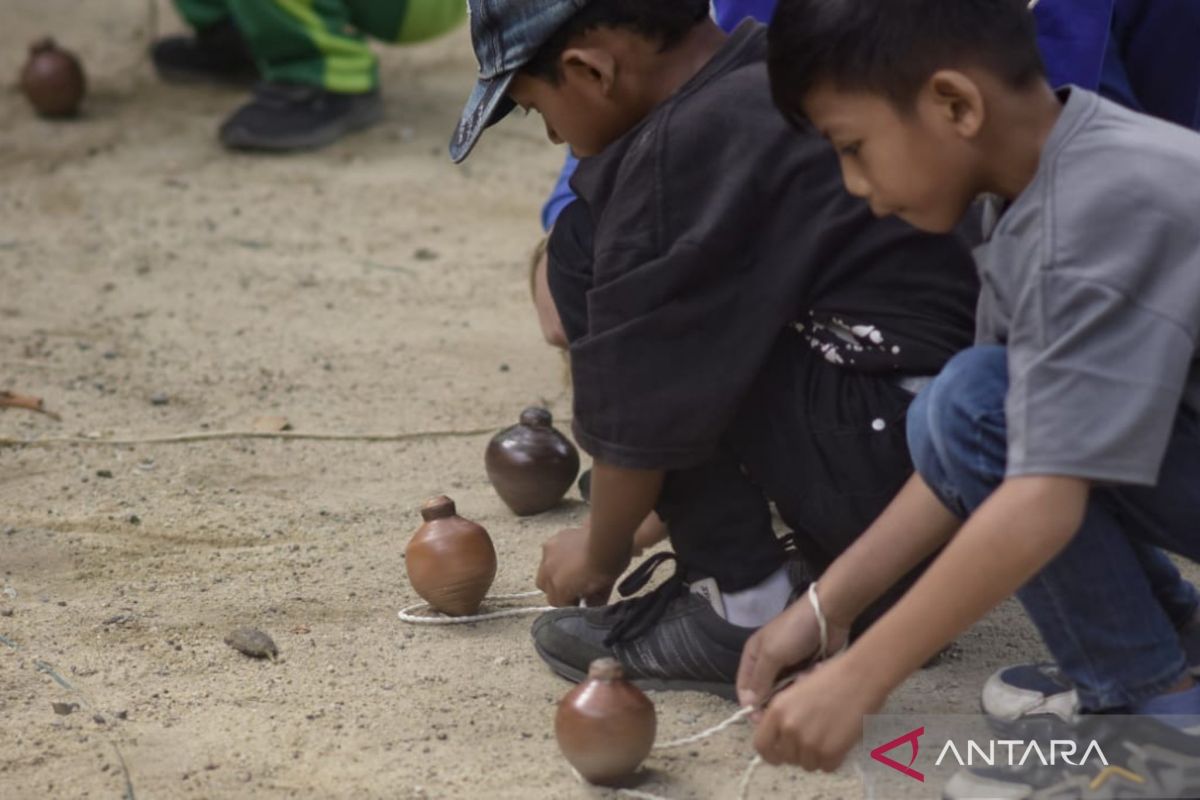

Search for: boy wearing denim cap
xmin=738 ymin=0 xmax=1200 ymax=794
xmin=451 ymin=0 xmax=978 ymax=698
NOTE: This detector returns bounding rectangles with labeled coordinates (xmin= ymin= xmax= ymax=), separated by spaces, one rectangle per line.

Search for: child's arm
xmin=536 ymin=461 xmax=664 ymax=606
xmin=751 ymin=475 xmax=1089 ymax=771
xmin=738 ymin=473 xmax=961 ymax=707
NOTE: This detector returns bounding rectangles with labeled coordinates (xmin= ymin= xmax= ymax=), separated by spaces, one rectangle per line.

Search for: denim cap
xmin=449 ymin=0 xmax=592 ymax=163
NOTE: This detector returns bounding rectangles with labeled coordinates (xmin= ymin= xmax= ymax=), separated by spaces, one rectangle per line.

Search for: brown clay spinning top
xmin=20 ymin=38 xmax=86 ymax=118
xmin=485 ymin=407 xmax=580 ymax=516
xmin=555 ymin=658 xmax=657 ymax=785
xmin=405 ymin=496 xmax=496 ymax=616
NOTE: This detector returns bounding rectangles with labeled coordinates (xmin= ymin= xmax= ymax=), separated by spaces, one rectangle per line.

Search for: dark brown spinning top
xmin=20 ymin=38 xmax=86 ymax=118
xmin=485 ymin=407 xmax=580 ymax=516
xmin=555 ymin=658 xmax=657 ymax=785
xmin=404 ymin=496 xmax=497 ymax=616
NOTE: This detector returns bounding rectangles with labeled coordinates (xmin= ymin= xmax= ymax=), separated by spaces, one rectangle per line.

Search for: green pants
xmin=174 ymin=0 xmax=465 ymax=92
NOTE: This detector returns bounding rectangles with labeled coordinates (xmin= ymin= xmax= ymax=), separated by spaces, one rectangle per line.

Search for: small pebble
xmin=52 ymin=702 xmax=79 ymax=716
xmin=150 ymin=393 xmax=169 ymax=406
xmin=96 ymin=470 xmax=113 ymax=479
xmin=128 ymin=515 xmax=141 ymax=525
xmin=224 ymin=627 xmax=278 ymax=660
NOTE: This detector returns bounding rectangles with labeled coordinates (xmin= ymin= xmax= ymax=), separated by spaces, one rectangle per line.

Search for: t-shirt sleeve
xmin=1005 ymin=258 xmax=1197 ymax=487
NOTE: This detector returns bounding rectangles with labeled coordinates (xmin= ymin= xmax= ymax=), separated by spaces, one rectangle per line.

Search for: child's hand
xmin=736 ymin=592 xmax=850 ymax=711
xmin=751 ymin=654 xmax=885 ymax=771
xmin=536 ymin=527 xmax=623 ymax=607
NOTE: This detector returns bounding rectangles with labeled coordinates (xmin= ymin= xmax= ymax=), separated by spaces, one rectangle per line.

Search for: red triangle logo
xmin=870 ymin=726 xmax=925 ymax=782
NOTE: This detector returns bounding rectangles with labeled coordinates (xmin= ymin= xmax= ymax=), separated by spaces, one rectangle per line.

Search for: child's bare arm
xmin=738 ymin=473 xmax=960 ymax=705
xmin=537 ymin=461 xmax=664 ymax=606
xmin=751 ymin=476 xmax=1089 ymax=771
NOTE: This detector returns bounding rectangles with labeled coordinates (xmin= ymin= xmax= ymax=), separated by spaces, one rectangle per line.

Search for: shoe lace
xmin=602 ymin=552 xmax=689 ymax=647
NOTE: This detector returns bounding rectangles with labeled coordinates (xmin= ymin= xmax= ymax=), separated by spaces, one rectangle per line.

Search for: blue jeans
xmin=907 ymin=346 xmax=1200 ymax=710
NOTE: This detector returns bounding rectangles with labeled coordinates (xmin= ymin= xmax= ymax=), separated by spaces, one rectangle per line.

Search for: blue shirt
xmin=541 ymin=0 xmax=1200 ymax=230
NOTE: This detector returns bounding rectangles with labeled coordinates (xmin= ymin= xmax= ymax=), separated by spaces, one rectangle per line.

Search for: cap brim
xmin=449 ymin=71 xmax=518 ymax=163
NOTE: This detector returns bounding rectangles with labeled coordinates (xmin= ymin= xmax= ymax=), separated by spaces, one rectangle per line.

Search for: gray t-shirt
xmin=976 ymin=88 xmax=1200 ymax=486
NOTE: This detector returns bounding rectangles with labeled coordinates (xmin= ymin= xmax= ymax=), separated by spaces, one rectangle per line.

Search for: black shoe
xmin=218 ymin=83 xmax=383 ymax=152
xmin=943 ymin=714 xmax=1200 ymax=799
xmin=531 ymin=553 xmax=805 ymax=701
xmin=151 ymin=19 xmax=257 ymax=86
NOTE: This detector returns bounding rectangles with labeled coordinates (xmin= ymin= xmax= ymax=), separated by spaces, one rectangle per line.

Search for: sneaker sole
xmin=219 ymin=100 xmax=384 ymax=153
xmin=533 ymin=639 xmax=739 ymax=702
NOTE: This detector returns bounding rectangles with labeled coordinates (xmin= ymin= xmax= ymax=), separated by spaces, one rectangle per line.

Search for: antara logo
xmin=871 ymin=727 xmax=926 ymax=782
xmin=870 ymin=726 xmax=1111 ymax=783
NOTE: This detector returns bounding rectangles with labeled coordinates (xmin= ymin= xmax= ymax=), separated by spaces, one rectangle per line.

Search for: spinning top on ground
xmin=555 ymin=658 xmax=657 ymax=786
xmin=19 ymin=38 xmax=86 ymax=118
xmin=485 ymin=407 xmax=580 ymax=516
xmin=405 ymin=496 xmax=497 ymax=616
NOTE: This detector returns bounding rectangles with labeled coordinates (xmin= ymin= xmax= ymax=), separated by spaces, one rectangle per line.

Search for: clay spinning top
xmin=405 ymin=496 xmax=497 ymax=616
xmin=485 ymin=407 xmax=580 ymax=516
xmin=555 ymin=658 xmax=657 ymax=786
xmin=20 ymin=38 xmax=86 ymax=118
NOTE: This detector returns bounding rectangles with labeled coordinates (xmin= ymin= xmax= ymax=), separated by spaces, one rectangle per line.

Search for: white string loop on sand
xmin=397 ymin=591 xmax=553 ymax=624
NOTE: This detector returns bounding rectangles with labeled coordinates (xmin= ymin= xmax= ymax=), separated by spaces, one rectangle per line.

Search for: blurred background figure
xmin=152 ymin=0 xmax=465 ymax=152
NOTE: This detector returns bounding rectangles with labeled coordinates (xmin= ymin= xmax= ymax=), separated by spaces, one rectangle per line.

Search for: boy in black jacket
xmin=450 ymin=0 xmax=977 ymax=698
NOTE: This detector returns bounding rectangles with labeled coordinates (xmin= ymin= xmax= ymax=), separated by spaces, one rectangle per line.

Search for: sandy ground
xmin=0 ymin=2 xmax=1085 ymax=798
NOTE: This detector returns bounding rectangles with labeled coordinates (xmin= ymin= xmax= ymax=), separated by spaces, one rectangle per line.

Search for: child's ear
xmin=925 ymin=70 xmax=985 ymax=138
xmin=561 ymin=46 xmax=617 ymax=96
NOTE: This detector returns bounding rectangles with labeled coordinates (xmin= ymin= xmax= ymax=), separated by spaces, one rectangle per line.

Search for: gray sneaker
xmin=531 ymin=553 xmax=806 ymax=701
xmin=943 ymin=714 xmax=1200 ymax=799
xmin=983 ymin=627 xmax=1200 ymax=731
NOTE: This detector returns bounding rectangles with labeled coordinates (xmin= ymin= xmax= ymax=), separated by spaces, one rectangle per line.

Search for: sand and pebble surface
xmin=1 ymin=2 xmax=1125 ymax=797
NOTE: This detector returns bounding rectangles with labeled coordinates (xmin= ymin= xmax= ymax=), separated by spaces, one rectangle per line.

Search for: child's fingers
xmin=737 ymin=632 xmax=771 ymax=708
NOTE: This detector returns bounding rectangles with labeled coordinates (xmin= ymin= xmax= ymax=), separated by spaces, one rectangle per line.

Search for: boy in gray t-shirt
xmin=732 ymin=0 xmax=1200 ymax=795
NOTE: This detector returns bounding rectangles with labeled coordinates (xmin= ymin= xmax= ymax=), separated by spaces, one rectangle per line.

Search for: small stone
xmin=224 ymin=627 xmax=278 ymax=660
xmin=127 ymin=515 xmax=140 ymax=525
xmin=92 ymin=714 xmax=106 ymax=725
xmin=115 ymin=710 xmax=128 ymax=720
xmin=150 ymin=393 xmax=169 ymax=406
xmin=498 ymin=363 xmax=510 ymax=373
xmin=52 ymin=702 xmax=79 ymax=716
xmin=413 ymin=247 xmax=439 ymax=261
xmin=1 ymin=608 xmax=12 ymax=617
xmin=95 ymin=470 xmax=113 ymax=479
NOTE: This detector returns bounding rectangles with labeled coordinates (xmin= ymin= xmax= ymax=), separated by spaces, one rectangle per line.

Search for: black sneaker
xmin=531 ymin=553 xmax=806 ymax=701
xmin=943 ymin=714 xmax=1200 ymax=799
xmin=218 ymin=83 xmax=383 ymax=152
xmin=151 ymin=19 xmax=258 ymax=86
xmin=984 ymin=632 xmax=1200 ymax=733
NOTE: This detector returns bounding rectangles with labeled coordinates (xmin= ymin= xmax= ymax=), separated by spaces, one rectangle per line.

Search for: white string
xmin=653 ymin=706 xmax=754 ymax=750
xmin=396 ymin=591 xmax=554 ymax=624
xmin=397 ymin=590 xmax=827 ymax=800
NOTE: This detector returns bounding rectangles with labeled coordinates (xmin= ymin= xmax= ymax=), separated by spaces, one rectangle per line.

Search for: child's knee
xmin=907 ymin=346 xmax=1008 ymax=480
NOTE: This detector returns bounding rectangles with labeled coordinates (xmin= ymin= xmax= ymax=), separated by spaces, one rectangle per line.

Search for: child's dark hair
xmin=522 ymin=0 xmax=711 ymax=84
xmin=767 ymin=0 xmax=1045 ymax=124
